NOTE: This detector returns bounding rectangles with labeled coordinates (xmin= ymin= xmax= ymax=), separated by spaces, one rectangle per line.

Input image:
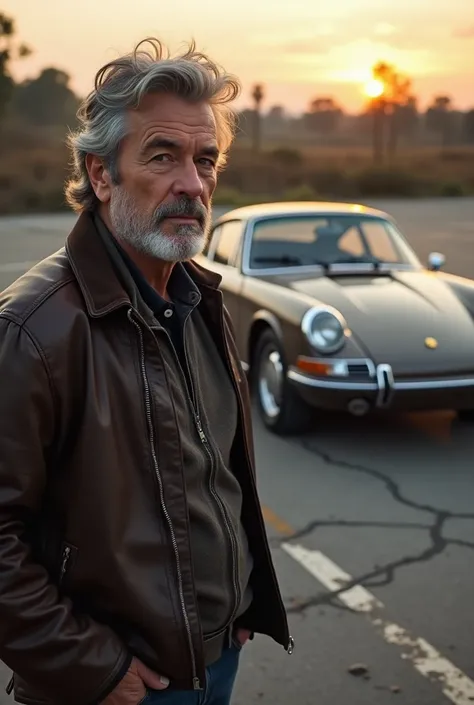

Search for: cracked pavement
xmin=230 ymin=407 xmax=474 ymax=703
xmin=280 ymin=433 xmax=474 ymax=612
xmin=1 ymin=202 xmax=474 ymax=705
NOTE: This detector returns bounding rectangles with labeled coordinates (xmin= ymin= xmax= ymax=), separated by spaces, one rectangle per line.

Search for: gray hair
xmin=65 ymin=38 xmax=241 ymax=212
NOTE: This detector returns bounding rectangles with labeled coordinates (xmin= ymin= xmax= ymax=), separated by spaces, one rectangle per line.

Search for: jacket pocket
xmin=58 ymin=542 xmax=78 ymax=587
xmin=137 ymin=690 xmax=150 ymax=705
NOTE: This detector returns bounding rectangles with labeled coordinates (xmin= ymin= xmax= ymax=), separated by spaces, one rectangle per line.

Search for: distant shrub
xmin=33 ymin=162 xmax=49 ymax=182
xmin=282 ymin=184 xmax=319 ymax=201
xmin=353 ymin=168 xmax=425 ymax=197
xmin=270 ymin=147 xmax=303 ymax=167
xmin=41 ymin=189 xmax=68 ymax=211
xmin=212 ymin=187 xmax=257 ymax=207
xmin=2 ymin=126 xmax=474 ymax=214
xmin=222 ymin=161 xmax=287 ymax=194
xmin=22 ymin=190 xmax=42 ymax=211
xmin=307 ymin=168 xmax=355 ymax=198
xmin=438 ymin=150 xmax=473 ymax=162
xmin=438 ymin=181 xmax=466 ymax=197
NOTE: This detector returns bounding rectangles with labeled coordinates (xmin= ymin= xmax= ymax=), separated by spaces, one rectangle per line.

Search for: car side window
xmin=202 ymin=226 xmax=220 ymax=258
xmin=213 ymin=220 xmax=243 ymax=267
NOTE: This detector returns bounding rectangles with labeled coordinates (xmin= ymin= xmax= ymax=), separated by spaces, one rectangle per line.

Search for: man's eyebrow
xmin=139 ymin=136 xmax=220 ymax=160
xmin=199 ymin=145 xmax=220 ymax=160
xmin=139 ymin=137 xmax=180 ymax=156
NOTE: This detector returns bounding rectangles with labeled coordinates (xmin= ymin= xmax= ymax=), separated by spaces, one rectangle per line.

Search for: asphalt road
xmin=0 ymin=198 xmax=474 ymax=705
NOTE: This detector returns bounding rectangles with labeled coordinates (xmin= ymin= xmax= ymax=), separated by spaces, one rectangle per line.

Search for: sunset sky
xmin=4 ymin=0 xmax=474 ymax=114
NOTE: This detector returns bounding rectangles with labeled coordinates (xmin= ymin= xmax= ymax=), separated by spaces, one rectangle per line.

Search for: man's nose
xmin=172 ymin=161 xmax=204 ymax=200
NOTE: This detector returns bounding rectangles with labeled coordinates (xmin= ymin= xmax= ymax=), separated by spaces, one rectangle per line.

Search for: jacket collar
xmin=65 ymin=210 xmax=222 ymax=319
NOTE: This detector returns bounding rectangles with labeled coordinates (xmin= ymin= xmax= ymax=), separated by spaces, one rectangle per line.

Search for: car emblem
xmin=424 ymin=337 xmax=438 ymax=349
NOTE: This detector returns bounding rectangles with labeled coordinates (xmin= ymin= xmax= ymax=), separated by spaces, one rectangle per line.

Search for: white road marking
xmin=283 ymin=543 xmax=383 ymax=612
xmin=0 ymin=261 xmax=38 ymax=273
xmin=283 ymin=542 xmax=474 ymax=705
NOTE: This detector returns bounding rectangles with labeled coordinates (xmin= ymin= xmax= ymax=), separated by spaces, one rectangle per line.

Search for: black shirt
xmin=106 ymin=231 xmax=202 ymax=395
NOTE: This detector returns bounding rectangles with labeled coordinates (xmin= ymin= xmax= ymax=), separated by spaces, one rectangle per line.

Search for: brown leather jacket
xmin=0 ymin=213 xmax=291 ymax=705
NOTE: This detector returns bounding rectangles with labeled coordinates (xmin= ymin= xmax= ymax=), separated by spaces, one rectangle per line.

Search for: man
xmin=0 ymin=37 xmax=292 ymax=705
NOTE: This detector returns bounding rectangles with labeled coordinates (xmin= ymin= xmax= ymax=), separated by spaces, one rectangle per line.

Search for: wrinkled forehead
xmin=126 ymin=92 xmax=218 ymax=149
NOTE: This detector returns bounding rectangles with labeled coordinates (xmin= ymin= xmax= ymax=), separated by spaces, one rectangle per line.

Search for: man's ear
xmin=85 ymin=153 xmax=112 ymax=203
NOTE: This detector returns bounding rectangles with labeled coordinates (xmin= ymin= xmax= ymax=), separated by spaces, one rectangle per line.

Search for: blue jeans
xmin=142 ymin=641 xmax=241 ymax=705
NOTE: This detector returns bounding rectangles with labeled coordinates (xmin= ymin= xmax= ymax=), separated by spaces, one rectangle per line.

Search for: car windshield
xmin=248 ymin=214 xmax=421 ymax=270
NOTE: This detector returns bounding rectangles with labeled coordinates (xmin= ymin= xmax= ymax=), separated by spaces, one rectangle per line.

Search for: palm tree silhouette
xmin=251 ymin=83 xmax=265 ymax=152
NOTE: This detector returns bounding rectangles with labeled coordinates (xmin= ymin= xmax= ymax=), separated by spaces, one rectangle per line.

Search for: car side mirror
xmin=428 ymin=252 xmax=445 ymax=271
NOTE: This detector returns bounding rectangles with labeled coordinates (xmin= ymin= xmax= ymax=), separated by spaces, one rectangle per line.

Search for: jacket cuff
xmin=90 ymin=651 xmax=133 ymax=705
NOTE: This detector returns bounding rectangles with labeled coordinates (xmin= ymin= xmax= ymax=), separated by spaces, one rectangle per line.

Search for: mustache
xmin=153 ymin=198 xmax=208 ymax=226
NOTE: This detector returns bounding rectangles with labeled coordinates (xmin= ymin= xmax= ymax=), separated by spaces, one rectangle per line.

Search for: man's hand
xmin=102 ymin=657 xmax=169 ymax=705
xmin=235 ymin=628 xmax=252 ymax=647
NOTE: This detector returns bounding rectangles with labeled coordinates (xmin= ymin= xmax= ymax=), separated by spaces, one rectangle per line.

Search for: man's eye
xmin=198 ymin=158 xmax=216 ymax=167
xmin=152 ymin=154 xmax=172 ymax=162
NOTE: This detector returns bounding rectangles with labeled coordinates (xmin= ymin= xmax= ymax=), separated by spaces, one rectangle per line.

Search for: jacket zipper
xmin=127 ymin=309 xmax=201 ymax=691
xmin=218 ymin=305 xmax=294 ymax=655
xmin=193 ymin=414 xmax=241 ymax=628
xmin=180 ymin=313 xmax=242 ymax=629
xmin=150 ymin=311 xmax=241 ymax=631
xmin=59 ymin=545 xmax=72 ymax=585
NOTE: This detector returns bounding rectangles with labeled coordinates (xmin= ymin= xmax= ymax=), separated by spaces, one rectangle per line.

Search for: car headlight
xmin=301 ymin=307 xmax=347 ymax=354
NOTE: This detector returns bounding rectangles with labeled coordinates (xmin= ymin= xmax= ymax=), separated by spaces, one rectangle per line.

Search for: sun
xmin=364 ymin=78 xmax=385 ymax=98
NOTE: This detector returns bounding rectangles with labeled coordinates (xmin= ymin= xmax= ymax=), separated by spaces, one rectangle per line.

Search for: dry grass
xmin=0 ymin=124 xmax=473 ymax=215
xmin=232 ymin=144 xmax=474 ymax=177
xmin=216 ymin=144 xmax=474 ymax=202
xmin=297 ymin=145 xmax=474 ymax=180
xmin=0 ymin=122 xmax=71 ymax=213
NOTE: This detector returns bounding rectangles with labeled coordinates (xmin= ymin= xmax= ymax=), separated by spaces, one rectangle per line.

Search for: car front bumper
xmin=287 ymin=363 xmax=474 ymax=414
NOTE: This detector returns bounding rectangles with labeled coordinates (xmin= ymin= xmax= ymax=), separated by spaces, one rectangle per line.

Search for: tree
xmin=251 ymin=83 xmax=265 ymax=152
xmin=11 ymin=67 xmax=79 ymax=127
xmin=391 ymin=96 xmax=419 ymax=142
xmin=386 ymin=77 xmax=416 ymax=157
xmin=463 ymin=110 xmax=474 ymax=144
xmin=0 ymin=12 xmax=31 ymax=119
xmin=425 ymin=96 xmax=454 ymax=147
xmin=304 ymin=97 xmax=342 ymax=134
xmin=369 ymin=61 xmax=417 ymax=161
xmin=264 ymin=105 xmax=288 ymax=138
xmin=267 ymin=105 xmax=285 ymax=120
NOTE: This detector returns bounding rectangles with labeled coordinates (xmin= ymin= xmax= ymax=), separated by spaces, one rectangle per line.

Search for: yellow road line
xmin=261 ymin=504 xmax=295 ymax=537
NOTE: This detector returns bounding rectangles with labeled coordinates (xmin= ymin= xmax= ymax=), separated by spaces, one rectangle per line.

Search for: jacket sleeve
xmin=0 ymin=316 xmax=131 ymax=705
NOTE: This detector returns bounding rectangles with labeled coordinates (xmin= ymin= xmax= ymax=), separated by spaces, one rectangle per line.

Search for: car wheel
xmin=253 ymin=329 xmax=312 ymax=435
xmin=457 ymin=409 xmax=474 ymax=422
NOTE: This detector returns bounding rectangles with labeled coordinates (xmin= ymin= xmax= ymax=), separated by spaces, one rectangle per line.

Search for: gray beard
xmin=109 ymin=187 xmax=211 ymax=262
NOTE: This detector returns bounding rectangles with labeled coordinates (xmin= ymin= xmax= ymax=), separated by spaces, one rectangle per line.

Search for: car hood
xmin=280 ymin=271 xmax=474 ymax=375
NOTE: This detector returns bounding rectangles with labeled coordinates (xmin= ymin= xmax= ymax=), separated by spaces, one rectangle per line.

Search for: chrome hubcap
xmin=258 ymin=345 xmax=284 ymax=419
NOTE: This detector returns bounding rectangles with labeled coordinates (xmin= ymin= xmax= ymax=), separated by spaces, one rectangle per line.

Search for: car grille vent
xmin=347 ymin=362 xmax=371 ymax=377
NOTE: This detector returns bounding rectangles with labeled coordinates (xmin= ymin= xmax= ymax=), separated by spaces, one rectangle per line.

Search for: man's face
xmin=103 ymin=93 xmax=219 ymax=262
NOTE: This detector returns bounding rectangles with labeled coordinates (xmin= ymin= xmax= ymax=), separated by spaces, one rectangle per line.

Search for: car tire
xmin=457 ymin=409 xmax=474 ymax=422
xmin=253 ymin=328 xmax=312 ymax=435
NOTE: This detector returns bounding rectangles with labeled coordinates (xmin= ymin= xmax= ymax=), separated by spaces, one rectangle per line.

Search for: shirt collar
xmin=96 ymin=215 xmax=201 ymax=317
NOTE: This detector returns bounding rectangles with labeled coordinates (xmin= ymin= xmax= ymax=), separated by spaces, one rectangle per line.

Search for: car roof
xmin=215 ymin=201 xmax=390 ymax=222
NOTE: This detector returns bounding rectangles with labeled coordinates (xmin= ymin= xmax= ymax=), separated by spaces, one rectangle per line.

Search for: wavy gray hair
xmin=65 ymin=38 xmax=241 ymax=212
